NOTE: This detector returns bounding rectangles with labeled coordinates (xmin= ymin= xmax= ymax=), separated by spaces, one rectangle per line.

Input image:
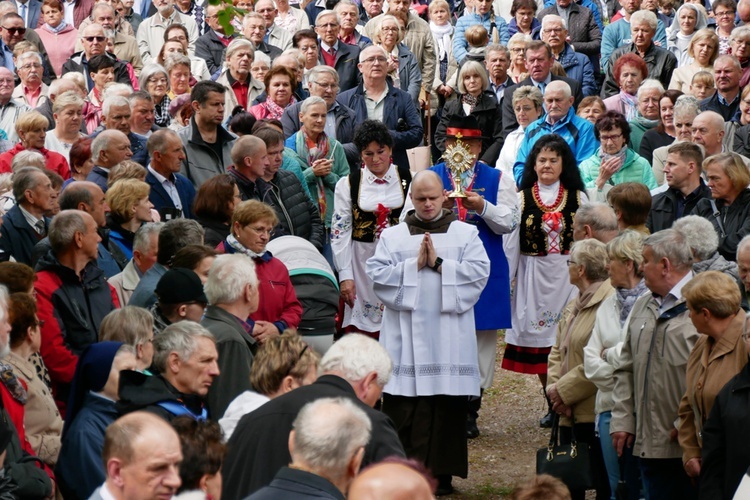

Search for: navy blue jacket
xmin=86 ymin=166 xmax=110 ymax=193
xmin=248 ymin=467 xmax=344 ymax=500
xmin=700 ymin=92 xmax=741 ymax=123
xmin=56 ymin=393 xmax=117 ymax=500
xmin=145 ymin=169 xmax=197 ymax=220
xmin=336 ymin=82 xmax=423 ymax=173
xmin=0 ymin=204 xmax=50 ymax=266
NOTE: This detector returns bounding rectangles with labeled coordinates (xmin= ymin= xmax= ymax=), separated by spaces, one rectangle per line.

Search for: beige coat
xmin=611 ymin=290 xmax=700 ymax=459
xmin=677 ymin=310 xmax=748 ymax=465
xmin=5 ymin=351 xmax=62 ymax=466
xmin=136 ymin=10 xmax=199 ymax=65
xmin=548 ymin=280 xmax=615 ymax=426
xmin=108 ymin=258 xmax=140 ymax=307
xmin=216 ymin=70 xmax=264 ymax=122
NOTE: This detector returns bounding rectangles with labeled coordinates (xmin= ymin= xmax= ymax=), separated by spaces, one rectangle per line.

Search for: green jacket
xmin=285 ymin=134 xmax=350 ymax=228
xmin=579 ymin=148 xmax=658 ymax=191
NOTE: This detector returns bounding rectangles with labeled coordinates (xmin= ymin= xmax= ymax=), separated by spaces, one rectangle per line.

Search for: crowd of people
xmin=0 ymin=0 xmax=746 ymax=497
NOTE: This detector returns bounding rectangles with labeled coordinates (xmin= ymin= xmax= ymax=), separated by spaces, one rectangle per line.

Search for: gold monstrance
xmin=442 ymin=137 xmax=476 ymax=198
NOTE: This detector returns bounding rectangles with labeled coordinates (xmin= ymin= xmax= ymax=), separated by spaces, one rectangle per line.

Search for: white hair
xmin=541 ymin=14 xmax=567 ymax=31
xmin=738 ymin=234 xmax=750 ymax=259
xmin=630 ymin=9 xmax=658 ymax=30
xmin=300 ymin=96 xmax=327 ymax=114
xmin=637 ymin=78 xmax=665 ymax=99
xmin=673 ymin=215 xmax=719 ymax=261
xmin=204 ymin=254 xmax=258 ymax=305
xmin=102 ymin=95 xmax=130 ymax=118
xmin=291 ymin=397 xmax=371 ymax=481
xmin=545 ymin=79 xmax=572 ymax=98
xmin=320 ymin=333 xmax=392 ymax=386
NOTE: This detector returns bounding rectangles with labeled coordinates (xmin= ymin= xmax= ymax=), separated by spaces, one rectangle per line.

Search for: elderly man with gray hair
xmin=538 ymin=15 xmax=597 ymax=97
xmin=673 ymin=215 xmax=741 ymax=283
xmin=281 ymin=65 xmax=358 ymax=164
xmin=86 ymin=129 xmax=134 ymax=193
xmin=216 ymin=38 xmax=265 ymax=121
xmin=117 ymin=320 xmax=220 ymax=421
xmin=572 ymin=202 xmax=619 ymax=243
xmin=34 ymin=209 xmax=118 ymax=411
xmin=248 ymin=397 xmax=371 ymax=499
xmin=601 ymin=9 xmax=677 ymax=98
xmin=108 ymin=223 xmax=163 ymax=305
xmin=610 ymin=228 xmax=700 ymax=499
xmin=222 ymin=333 xmax=405 ymax=499
xmin=12 ymin=51 xmax=49 ymax=108
xmin=201 ymin=254 xmax=260 ymax=419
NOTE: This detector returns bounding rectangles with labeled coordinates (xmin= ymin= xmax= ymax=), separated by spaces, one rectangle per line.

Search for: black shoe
xmin=436 ymin=475 xmax=454 ymax=496
xmin=466 ymin=416 xmax=480 ymax=439
xmin=540 ymin=410 xmax=554 ymax=428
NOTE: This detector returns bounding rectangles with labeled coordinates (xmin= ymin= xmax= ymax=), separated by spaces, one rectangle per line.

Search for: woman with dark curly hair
xmin=502 ymin=134 xmax=588 ymax=428
xmin=172 ymin=416 xmax=227 ymax=499
xmin=331 ymin=120 xmax=411 ymax=339
xmin=579 ymin=110 xmax=657 ymax=201
xmin=193 ymin=174 xmax=241 ymax=248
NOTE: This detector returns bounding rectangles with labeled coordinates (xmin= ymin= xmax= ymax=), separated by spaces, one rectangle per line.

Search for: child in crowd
xmin=689 ymin=71 xmax=716 ymax=100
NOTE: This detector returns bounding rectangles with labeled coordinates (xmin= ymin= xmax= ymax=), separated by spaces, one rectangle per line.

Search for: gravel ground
xmin=444 ymin=332 xmax=551 ymax=499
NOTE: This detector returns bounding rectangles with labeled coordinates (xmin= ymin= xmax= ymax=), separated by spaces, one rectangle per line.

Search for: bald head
xmin=692 ymin=111 xmax=726 ymax=155
xmin=410 ymin=171 xmax=446 ymax=221
xmin=349 ymin=463 xmax=435 ymax=500
xmin=230 ymin=135 xmax=268 ymax=180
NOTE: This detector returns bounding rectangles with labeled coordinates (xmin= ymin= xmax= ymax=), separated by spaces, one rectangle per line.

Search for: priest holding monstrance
xmin=400 ymin=115 xmax=519 ymax=438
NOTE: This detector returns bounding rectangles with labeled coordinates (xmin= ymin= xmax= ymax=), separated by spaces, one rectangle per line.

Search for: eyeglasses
xmin=249 ymin=225 xmax=275 ymax=236
xmin=361 ymin=56 xmax=387 ymax=64
xmin=381 ymin=26 xmax=401 ymax=32
xmin=312 ymin=82 xmax=338 ymax=90
xmin=84 ymin=35 xmax=106 ymax=42
xmin=715 ymin=10 xmax=735 ymax=17
xmin=510 ymin=47 xmax=525 ymax=52
xmin=2 ymin=26 xmax=26 ymax=35
xmin=600 ymin=133 xmax=623 ymax=142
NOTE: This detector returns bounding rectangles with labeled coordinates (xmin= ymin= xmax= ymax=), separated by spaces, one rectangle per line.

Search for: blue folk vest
xmin=432 ymin=162 xmax=511 ymax=329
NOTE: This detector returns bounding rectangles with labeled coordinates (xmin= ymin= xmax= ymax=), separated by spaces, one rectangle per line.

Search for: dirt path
xmin=446 ymin=332 xmax=551 ymax=499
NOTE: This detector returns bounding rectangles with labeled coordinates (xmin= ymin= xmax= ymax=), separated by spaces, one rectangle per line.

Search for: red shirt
xmin=228 ymin=73 xmax=249 ymax=110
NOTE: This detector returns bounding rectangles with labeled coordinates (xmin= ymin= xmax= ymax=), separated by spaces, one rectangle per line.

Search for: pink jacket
xmin=35 ymin=24 xmax=79 ymax=78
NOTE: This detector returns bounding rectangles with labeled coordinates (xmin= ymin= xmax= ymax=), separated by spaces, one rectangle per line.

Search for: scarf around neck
xmin=430 ymin=21 xmax=453 ymax=61
xmin=615 ymin=279 xmax=648 ymax=326
xmin=619 ymin=92 xmax=638 ymax=121
xmin=45 ymin=21 xmax=68 ymax=33
xmin=227 ymin=233 xmax=266 ymax=258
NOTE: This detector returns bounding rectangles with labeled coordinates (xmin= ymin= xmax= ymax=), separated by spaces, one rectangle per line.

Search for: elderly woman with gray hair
xmin=583 ymin=230 xmax=648 ymax=499
xmin=651 ymin=95 xmax=701 ymax=185
xmin=434 ymin=60 xmax=503 ymax=165
xmin=496 ymin=85 xmax=542 ymax=178
xmin=547 ymin=238 xmax=615 ymax=500
xmin=628 ymin=79 xmax=666 ymax=155
xmin=374 ymin=15 xmax=421 ymax=106
xmin=139 ymin=63 xmax=171 ymax=127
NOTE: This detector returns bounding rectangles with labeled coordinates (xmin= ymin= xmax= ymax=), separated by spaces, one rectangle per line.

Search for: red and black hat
xmin=445 ymin=115 xmax=489 ymax=141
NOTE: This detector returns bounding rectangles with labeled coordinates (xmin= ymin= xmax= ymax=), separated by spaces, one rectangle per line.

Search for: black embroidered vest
xmin=519 ymin=186 xmax=581 ymax=256
xmin=350 ymin=165 xmax=411 ymax=243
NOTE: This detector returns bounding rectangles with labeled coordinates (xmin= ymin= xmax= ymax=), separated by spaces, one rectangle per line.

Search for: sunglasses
xmin=84 ymin=35 xmax=106 ymax=42
xmin=2 ymin=27 xmax=25 ymax=35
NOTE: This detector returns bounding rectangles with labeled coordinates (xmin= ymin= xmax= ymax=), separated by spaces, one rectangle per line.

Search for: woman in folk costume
xmin=331 ymin=120 xmax=411 ymax=339
xmin=502 ymin=134 xmax=588 ymax=428
xmin=401 ymin=114 xmax=519 ymax=437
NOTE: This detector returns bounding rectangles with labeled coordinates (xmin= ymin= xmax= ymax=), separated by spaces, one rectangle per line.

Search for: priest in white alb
xmin=366 ymin=170 xmax=490 ymax=496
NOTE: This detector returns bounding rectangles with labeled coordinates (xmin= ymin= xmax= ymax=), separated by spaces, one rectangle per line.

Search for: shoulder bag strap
xmin=709 ymin=199 xmax=726 ymax=238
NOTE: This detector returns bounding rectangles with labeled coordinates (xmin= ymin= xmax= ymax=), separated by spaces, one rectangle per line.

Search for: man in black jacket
xmin=221 ymin=333 xmax=405 ymax=499
xmin=254 ymin=128 xmax=326 ymax=251
xmin=648 ymin=142 xmax=710 ymax=233
xmin=117 ymin=321 xmax=219 ymax=420
xmin=315 ymin=10 xmax=361 ymax=92
xmin=61 ymin=23 xmax=132 ymax=91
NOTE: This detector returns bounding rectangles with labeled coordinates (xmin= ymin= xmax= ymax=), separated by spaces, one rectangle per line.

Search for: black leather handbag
xmin=536 ymin=413 xmax=594 ymax=491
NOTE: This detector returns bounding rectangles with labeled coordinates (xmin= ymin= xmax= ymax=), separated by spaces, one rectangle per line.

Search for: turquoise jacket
xmin=579 ymin=147 xmax=658 ymax=190
xmin=601 ymin=18 xmax=668 ymax=71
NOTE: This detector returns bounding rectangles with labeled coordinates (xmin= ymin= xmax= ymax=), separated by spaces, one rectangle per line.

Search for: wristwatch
xmin=430 ymin=257 xmax=443 ymax=272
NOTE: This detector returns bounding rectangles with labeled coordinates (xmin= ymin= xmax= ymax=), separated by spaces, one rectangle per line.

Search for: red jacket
xmin=216 ymin=242 xmax=303 ymax=331
xmin=0 ymin=143 xmax=71 ymax=179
